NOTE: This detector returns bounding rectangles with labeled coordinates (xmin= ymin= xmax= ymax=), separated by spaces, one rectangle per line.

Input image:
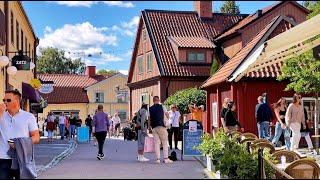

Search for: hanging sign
xmin=30 ymin=78 xmax=42 ymax=89
xmin=39 ymin=83 xmax=54 ymax=94
xmin=11 ymin=51 xmax=31 ymax=70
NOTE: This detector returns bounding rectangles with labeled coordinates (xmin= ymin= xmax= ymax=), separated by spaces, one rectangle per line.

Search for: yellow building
xmin=0 ymin=1 xmax=39 ymax=110
xmin=37 ymin=66 xmax=129 ymax=123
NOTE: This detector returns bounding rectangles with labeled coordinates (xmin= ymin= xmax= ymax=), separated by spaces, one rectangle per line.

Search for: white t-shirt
xmin=0 ymin=109 xmax=38 ymax=159
xmin=59 ymin=115 xmax=65 ymax=124
xmin=169 ymin=110 xmax=181 ymax=127
xmin=48 ymin=115 xmax=55 ymax=122
xmin=112 ymin=116 xmax=121 ymax=125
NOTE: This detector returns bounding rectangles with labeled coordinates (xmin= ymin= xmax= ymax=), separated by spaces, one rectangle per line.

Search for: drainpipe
xmin=4 ymin=1 xmax=9 ymax=90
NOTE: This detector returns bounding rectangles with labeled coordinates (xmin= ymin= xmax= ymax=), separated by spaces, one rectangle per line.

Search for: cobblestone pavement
xmin=39 ymin=137 xmax=207 ymax=179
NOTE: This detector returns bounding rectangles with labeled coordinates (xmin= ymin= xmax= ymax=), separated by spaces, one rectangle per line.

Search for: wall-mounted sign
xmin=11 ymin=51 xmax=31 ymax=70
xmin=30 ymin=78 xmax=42 ymax=89
xmin=39 ymin=83 xmax=54 ymax=94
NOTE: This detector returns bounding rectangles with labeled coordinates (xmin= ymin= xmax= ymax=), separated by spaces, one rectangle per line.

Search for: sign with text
xmin=39 ymin=83 xmax=54 ymax=94
xmin=11 ymin=53 xmax=31 ymax=70
xmin=182 ymin=120 xmax=203 ymax=156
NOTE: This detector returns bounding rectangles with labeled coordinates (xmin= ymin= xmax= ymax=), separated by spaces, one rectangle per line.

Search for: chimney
xmin=256 ymin=10 xmax=262 ymax=17
xmin=85 ymin=66 xmax=96 ymax=77
xmin=194 ymin=1 xmax=213 ymax=18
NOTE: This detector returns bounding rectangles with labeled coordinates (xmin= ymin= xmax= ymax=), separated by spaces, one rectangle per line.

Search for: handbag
xmin=144 ymin=134 xmax=155 ymax=153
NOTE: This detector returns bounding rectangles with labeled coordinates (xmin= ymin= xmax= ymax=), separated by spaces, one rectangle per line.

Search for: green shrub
xmin=197 ymin=129 xmax=275 ymax=179
xmin=164 ymin=87 xmax=206 ymax=115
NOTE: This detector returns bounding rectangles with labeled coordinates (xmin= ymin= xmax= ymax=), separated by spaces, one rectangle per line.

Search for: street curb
xmin=36 ymin=141 xmax=78 ymax=176
xmin=194 ymin=156 xmax=215 ymax=179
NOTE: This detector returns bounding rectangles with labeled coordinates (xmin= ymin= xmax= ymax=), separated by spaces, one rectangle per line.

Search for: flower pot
xmin=206 ymin=155 xmax=213 ymax=171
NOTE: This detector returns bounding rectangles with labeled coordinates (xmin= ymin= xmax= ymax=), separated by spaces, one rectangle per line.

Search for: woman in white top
xmin=46 ymin=112 xmax=56 ymax=142
xmin=285 ymin=94 xmax=306 ymax=151
xmin=112 ymin=113 xmax=121 ymax=138
xmin=168 ymin=104 xmax=181 ymax=150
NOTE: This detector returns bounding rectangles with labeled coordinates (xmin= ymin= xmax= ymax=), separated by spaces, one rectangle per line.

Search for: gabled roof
xmin=37 ymin=74 xmax=106 ymax=104
xmin=127 ymin=10 xmax=247 ymax=81
xmin=202 ymin=15 xmax=296 ymax=88
xmin=84 ymin=73 xmax=127 ymax=90
xmin=215 ymin=1 xmax=309 ymax=41
xmin=167 ymin=36 xmax=216 ymax=49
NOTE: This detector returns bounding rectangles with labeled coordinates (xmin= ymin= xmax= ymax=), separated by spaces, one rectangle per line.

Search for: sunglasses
xmin=3 ymin=99 xmax=12 ymax=103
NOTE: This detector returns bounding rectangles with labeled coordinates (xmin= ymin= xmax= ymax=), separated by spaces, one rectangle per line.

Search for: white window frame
xmin=146 ymin=53 xmax=152 ymax=72
xmin=138 ymin=56 xmax=143 ymax=74
xmin=95 ymin=92 xmax=104 ymax=103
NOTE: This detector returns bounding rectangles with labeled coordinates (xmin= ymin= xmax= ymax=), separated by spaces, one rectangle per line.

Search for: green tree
xmin=97 ymin=69 xmax=118 ymax=76
xmin=303 ymin=1 xmax=320 ymax=19
xmin=278 ymin=49 xmax=320 ymax=146
xmin=37 ymin=47 xmax=86 ymax=74
xmin=210 ymin=58 xmax=219 ymax=75
xmin=220 ymin=1 xmax=240 ymax=14
xmin=164 ymin=88 xmax=206 ymax=115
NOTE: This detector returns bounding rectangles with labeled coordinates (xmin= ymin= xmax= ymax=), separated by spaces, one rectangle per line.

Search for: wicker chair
xmin=271 ymin=150 xmax=300 ymax=163
xmin=252 ymin=139 xmax=270 ymax=145
xmin=251 ymin=141 xmax=276 ymax=154
xmin=240 ymin=137 xmax=256 ymax=145
xmin=229 ymin=130 xmax=242 ymax=138
xmin=240 ymin=133 xmax=258 ymax=140
xmin=284 ymin=159 xmax=320 ymax=179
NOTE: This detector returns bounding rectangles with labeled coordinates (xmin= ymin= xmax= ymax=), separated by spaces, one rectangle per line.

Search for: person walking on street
xmin=113 ymin=113 xmax=121 ymax=138
xmin=0 ymin=89 xmax=40 ymax=179
xmin=301 ymin=106 xmax=313 ymax=152
xmin=149 ymin=96 xmax=173 ymax=164
xmin=69 ymin=113 xmax=77 ymax=140
xmin=224 ymin=102 xmax=244 ymax=133
xmin=286 ymin=94 xmax=306 ymax=151
xmin=255 ymin=96 xmax=273 ymax=140
xmin=108 ymin=114 xmax=114 ymax=138
xmin=85 ymin=115 xmax=93 ymax=140
xmin=168 ymin=104 xmax=181 ymax=150
xmin=136 ymin=103 xmax=150 ymax=162
xmin=93 ymin=105 xmax=110 ymax=160
xmin=46 ymin=112 xmax=56 ymax=142
xmin=58 ymin=113 xmax=66 ymax=140
xmin=271 ymin=98 xmax=291 ymax=150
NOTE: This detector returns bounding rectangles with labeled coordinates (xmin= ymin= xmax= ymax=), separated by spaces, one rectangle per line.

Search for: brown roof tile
xmin=143 ymin=10 xmax=246 ymax=77
xmin=168 ymin=36 xmax=216 ymax=48
xmin=202 ymin=17 xmax=279 ymax=87
xmin=37 ymin=74 xmax=106 ymax=103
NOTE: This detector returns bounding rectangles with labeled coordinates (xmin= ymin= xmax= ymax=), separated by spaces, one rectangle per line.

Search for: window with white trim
xmin=95 ymin=92 xmax=104 ymax=103
xmin=147 ymin=53 xmax=152 ymax=72
xmin=138 ymin=56 xmax=143 ymax=74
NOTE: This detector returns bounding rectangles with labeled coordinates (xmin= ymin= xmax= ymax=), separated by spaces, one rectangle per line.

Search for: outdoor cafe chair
xmin=252 ymin=138 xmax=270 ymax=145
xmin=251 ymin=141 xmax=276 ymax=154
xmin=284 ymin=159 xmax=320 ymax=179
xmin=240 ymin=137 xmax=256 ymax=145
xmin=271 ymin=150 xmax=300 ymax=163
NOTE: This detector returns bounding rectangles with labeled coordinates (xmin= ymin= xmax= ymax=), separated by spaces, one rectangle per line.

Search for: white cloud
xmin=111 ymin=16 xmax=140 ymax=37
xmin=48 ymin=1 xmax=134 ymax=8
xmin=102 ymin=1 xmax=134 ymax=8
xmin=39 ymin=22 xmax=123 ymax=66
xmin=119 ymin=70 xmax=128 ymax=75
xmin=49 ymin=1 xmax=98 ymax=7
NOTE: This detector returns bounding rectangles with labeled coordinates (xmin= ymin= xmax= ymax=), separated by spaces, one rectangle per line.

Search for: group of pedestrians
xmin=45 ymin=112 xmax=79 ymax=142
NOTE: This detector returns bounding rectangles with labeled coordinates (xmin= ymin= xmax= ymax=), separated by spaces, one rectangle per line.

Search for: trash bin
xmin=77 ymin=126 xmax=89 ymax=143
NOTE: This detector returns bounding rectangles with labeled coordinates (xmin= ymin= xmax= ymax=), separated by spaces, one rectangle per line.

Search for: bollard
xmin=257 ymin=148 xmax=266 ymax=179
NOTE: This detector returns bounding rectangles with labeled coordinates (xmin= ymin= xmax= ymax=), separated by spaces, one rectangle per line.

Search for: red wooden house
xmin=201 ymin=1 xmax=310 ymax=134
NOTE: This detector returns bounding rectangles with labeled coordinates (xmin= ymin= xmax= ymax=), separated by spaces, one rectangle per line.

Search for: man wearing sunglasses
xmin=0 ymin=89 xmax=40 ymax=179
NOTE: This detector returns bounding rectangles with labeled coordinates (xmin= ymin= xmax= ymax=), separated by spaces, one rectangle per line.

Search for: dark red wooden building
xmin=201 ymin=1 xmax=310 ymax=135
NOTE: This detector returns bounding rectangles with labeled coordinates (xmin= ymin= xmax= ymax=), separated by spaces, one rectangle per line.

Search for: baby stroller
xmin=123 ymin=123 xmax=136 ymax=141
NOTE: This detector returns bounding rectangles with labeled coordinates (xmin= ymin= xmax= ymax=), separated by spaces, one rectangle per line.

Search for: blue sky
xmin=22 ymin=1 xmax=302 ymax=75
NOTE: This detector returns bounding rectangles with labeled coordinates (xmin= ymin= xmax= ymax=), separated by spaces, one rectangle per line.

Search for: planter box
xmin=206 ymin=155 xmax=214 ymax=171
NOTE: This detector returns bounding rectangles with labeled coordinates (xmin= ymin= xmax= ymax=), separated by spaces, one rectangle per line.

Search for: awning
xmin=22 ymin=82 xmax=41 ymax=103
xmin=232 ymin=14 xmax=320 ymax=82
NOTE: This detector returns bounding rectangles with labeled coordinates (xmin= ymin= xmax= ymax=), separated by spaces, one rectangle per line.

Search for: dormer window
xmin=187 ymin=52 xmax=205 ymax=62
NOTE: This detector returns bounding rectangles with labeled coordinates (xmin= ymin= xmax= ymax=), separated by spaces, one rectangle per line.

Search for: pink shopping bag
xmin=144 ymin=135 xmax=155 ymax=153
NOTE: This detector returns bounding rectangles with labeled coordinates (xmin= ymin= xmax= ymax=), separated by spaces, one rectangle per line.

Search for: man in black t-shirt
xmin=85 ymin=115 xmax=93 ymax=139
xmin=69 ymin=113 xmax=77 ymax=139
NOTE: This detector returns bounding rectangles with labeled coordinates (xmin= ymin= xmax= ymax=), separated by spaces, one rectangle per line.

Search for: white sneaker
xmin=140 ymin=156 xmax=150 ymax=162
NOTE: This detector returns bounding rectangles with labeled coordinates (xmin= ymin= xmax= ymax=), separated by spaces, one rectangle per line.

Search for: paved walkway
xmin=39 ymin=137 xmax=207 ymax=179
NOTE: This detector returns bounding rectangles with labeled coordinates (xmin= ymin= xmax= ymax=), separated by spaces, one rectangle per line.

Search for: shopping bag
xmin=144 ymin=135 xmax=155 ymax=153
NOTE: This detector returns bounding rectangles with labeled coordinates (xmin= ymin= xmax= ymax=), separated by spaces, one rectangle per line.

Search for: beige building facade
xmin=0 ymin=1 xmax=38 ymax=109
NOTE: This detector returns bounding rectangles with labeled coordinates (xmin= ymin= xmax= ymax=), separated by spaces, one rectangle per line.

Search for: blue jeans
xmin=271 ymin=122 xmax=291 ymax=150
xmin=69 ymin=125 xmax=76 ymax=139
xmin=257 ymin=121 xmax=270 ymax=140
xmin=59 ymin=124 xmax=65 ymax=140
